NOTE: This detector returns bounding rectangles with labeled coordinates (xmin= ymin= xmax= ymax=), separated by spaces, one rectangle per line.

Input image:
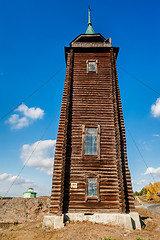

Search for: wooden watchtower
xmin=50 ymin=10 xmax=135 ymax=216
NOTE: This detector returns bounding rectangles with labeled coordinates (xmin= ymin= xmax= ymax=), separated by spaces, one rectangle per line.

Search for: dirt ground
xmin=0 ymin=208 xmax=160 ymax=240
xmin=134 ymin=198 xmax=142 ymax=206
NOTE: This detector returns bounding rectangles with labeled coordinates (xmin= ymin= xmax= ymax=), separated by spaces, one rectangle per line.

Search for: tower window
xmin=88 ymin=62 xmax=96 ymax=72
xmin=87 ymin=177 xmax=97 ymax=196
xmin=85 ymin=174 xmax=100 ymax=201
xmin=85 ymin=127 xmax=97 ymax=155
xmin=86 ymin=60 xmax=98 ymax=73
xmin=82 ymin=124 xmax=100 ymax=160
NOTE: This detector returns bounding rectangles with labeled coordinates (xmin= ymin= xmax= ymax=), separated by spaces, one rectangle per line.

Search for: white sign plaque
xmin=71 ymin=183 xmax=77 ymax=189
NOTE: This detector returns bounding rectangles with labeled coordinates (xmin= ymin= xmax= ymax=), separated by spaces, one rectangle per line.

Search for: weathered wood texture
xmin=50 ymin=37 xmax=135 ymax=214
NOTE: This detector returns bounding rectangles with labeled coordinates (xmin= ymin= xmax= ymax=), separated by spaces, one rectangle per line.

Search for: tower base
xmin=43 ymin=212 xmax=141 ymax=230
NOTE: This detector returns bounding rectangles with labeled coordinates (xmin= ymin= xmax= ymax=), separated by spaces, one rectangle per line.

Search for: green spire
xmin=85 ymin=8 xmax=95 ymax=34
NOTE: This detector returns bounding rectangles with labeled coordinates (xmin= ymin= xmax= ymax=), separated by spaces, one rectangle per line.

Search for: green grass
xmin=136 ymin=238 xmax=145 ymax=240
xmin=100 ymin=238 xmax=123 ymax=240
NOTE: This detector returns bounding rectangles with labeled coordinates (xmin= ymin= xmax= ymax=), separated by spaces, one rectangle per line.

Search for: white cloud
xmin=6 ymin=103 xmax=44 ymax=129
xmin=144 ymin=167 xmax=160 ymax=176
xmin=0 ymin=173 xmax=36 ymax=197
xmin=152 ymin=134 xmax=160 ymax=137
xmin=132 ymin=179 xmax=146 ymax=186
xmin=151 ymin=97 xmax=160 ymax=118
xmin=7 ymin=114 xmax=30 ymax=129
xmin=17 ymin=103 xmax=44 ymax=119
xmin=20 ymin=140 xmax=56 ymax=175
xmin=0 ymin=173 xmax=34 ymax=186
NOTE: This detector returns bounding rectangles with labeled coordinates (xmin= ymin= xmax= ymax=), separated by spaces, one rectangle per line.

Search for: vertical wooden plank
xmin=97 ymin=125 xmax=101 ymax=160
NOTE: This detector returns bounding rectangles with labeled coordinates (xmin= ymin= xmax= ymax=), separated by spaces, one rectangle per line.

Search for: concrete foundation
xmin=43 ymin=212 xmax=141 ymax=230
xmin=43 ymin=215 xmax=64 ymax=229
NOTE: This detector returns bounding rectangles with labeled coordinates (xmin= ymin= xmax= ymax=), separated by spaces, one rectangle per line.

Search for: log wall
xmin=50 ymin=46 xmax=135 ymax=214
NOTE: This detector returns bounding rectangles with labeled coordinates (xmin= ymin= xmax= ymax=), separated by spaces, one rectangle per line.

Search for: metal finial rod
xmin=85 ymin=7 xmax=95 ymax=34
xmin=88 ymin=7 xmax=91 ymax=25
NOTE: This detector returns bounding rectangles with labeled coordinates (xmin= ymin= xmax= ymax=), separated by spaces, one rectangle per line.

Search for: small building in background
xmin=23 ymin=188 xmax=37 ymax=198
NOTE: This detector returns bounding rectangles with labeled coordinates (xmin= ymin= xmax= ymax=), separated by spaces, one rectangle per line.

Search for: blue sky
xmin=0 ymin=0 xmax=160 ymax=197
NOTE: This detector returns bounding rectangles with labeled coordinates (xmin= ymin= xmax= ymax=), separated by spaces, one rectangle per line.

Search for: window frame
xmin=85 ymin=174 xmax=100 ymax=201
xmin=82 ymin=124 xmax=100 ymax=160
xmin=86 ymin=60 xmax=98 ymax=74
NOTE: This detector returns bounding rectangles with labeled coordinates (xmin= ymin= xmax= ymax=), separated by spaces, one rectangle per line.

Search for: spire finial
xmin=85 ymin=7 xmax=95 ymax=34
xmin=88 ymin=7 xmax=91 ymax=24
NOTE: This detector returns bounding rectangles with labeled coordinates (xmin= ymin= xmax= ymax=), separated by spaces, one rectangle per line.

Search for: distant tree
xmin=147 ymin=190 xmax=152 ymax=200
xmin=143 ymin=187 xmax=148 ymax=195
xmin=148 ymin=182 xmax=160 ymax=200
xmin=136 ymin=182 xmax=160 ymax=200
xmin=139 ymin=187 xmax=147 ymax=196
xmin=148 ymin=183 xmax=154 ymax=193
xmin=134 ymin=191 xmax=140 ymax=196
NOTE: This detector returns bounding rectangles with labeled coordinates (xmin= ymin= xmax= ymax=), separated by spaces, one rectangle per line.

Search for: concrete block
xmin=43 ymin=215 xmax=56 ymax=228
xmin=116 ymin=214 xmax=133 ymax=230
xmin=129 ymin=212 xmax=141 ymax=230
xmin=66 ymin=212 xmax=141 ymax=230
xmin=43 ymin=215 xmax=64 ymax=229
xmin=54 ymin=215 xmax=64 ymax=229
xmin=43 ymin=212 xmax=141 ymax=230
